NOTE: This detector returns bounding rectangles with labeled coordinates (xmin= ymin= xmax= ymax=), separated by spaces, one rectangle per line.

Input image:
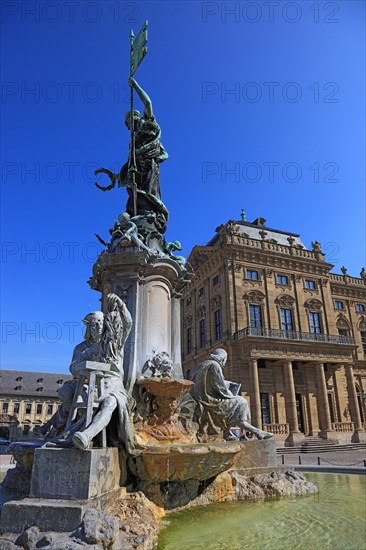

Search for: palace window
xmin=305 ymin=279 xmax=316 ymax=289
xmin=2 ymin=403 xmax=9 ymax=414
xmin=246 ymin=270 xmax=259 ymax=281
xmin=213 ymin=275 xmax=220 ymax=286
xmin=335 ymin=300 xmax=344 ymax=310
xmin=338 ymin=329 xmax=349 ymax=338
xmin=214 ymin=309 xmax=222 ymax=340
xmin=47 ymin=404 xmax=54 ymax=416
xmin=25 ymin=403 xmax=32 ymax=414
xmin=277 ymin=274 xmax=288 ymax=285
xmin=36 ymin=404 xmax=43 ymax=415
xmin=356 ymin=304 xmax=365 ymax=313
xmin=186 ymin=297 xmax=191 ymax=306
xmin=361 ymin=332 xmax=366 ymax=355
xmin=309 ymin=311 xmax=322 ymax=334
xmin=327 ymin=393 xmax=336 ymax=423
xmin=14 ymin=403 xmax=20 ymax=414
xmin=260 ymin=393 xmax=271 ymax=424
xmin=249 ymin=304 xmax=262 ymax=329
xmin=280 ymin=308 xmax=293 ymax=331
xmin=23 ymin=425 xmax=30 ymax=436
xmin=186 ymin=327 xmax=192 ymax=354
xmin=199 ymin=319 xmax=206 ymax=347
xmin=198 ymin=287 xmax=204 ymax=298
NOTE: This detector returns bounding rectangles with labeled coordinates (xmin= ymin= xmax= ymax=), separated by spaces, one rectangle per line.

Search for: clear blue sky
xmin=1 ymin=0 xmax=365 ymax=373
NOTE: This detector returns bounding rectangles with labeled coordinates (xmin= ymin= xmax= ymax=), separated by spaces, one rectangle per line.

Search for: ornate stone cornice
xmin=330 ymin=284 xmax=366 ymax=300
xmin=238 ymin=341 xmax=354 ymax=361
xmin=211 ymin=295 xmax=222 ymax=310
xmin=196 ymin=305 xmax=206 ymax=319
xmin=358 ymin=316 xmax=366 ymax=331
xmin=336 ymin=312 xmax=351 ymax=329
xmin=303 ymin=287 xmax=320 ymax=296
xmin=243 ymin=290 xmax=266 ymax=304
xmin=184 ymin=314 xmax=193 ymax=328
xmin=304 ymin=298 xmax=323 ymax=311
xmin=275 ymin=294 xmax=296 ymax=308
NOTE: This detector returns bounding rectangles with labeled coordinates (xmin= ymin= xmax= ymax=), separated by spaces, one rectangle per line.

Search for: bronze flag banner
xmin=131 ymin=21 xmax=148 ymax=76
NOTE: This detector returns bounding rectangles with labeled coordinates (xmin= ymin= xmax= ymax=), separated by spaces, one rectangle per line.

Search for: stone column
xmin=249 ymin=359 xmax=262 ymax=429
xmin=93 ymin=249 xmax=187 ymax=389
xmin=305 ymin=364 xmax=320 ymax=435
xmin=283 ymin=360 xmax=304 ymax=447
xmin=171 ymin=293 xmax=183 ymax=377
xmin=332 ymin=366 xmax=346 ymax=422
xmin=345 ymin=364 xmax=365 ymax=442
xmin=315 ymin=363 xmax=336 ymax=440
xmin=283 ymin=361 xmax=299 ymax=433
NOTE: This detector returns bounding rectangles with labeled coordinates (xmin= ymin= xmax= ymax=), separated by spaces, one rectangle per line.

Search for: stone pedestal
xmin=231 ymin=439 xmax=277 ymax=470
xmin=318 ymin=430 xmax=339 ymax=443
xmin=89 ymin=247 xmax=191 ymax=392
xmin=0 ymin=447 xmax=124 ymax=534
xmin=285 ymin=432 xmax=305 ymax=447
xmin=30 ymin=447 xmax=121 ymax=500
xmin=351 ymin=430 xmax=366 ymax=443
xmin=0 ymin=498 xmax=90 ymax=533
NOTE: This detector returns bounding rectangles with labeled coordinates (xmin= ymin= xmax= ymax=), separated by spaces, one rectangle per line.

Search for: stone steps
xmin=277 ymin=443 xmax=366 ymax=454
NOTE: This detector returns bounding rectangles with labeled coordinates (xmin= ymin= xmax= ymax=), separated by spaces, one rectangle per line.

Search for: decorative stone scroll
xmin=243 ymin=290 xmax=266 ymax=304
xmin=304 ymin=298 xmax=323 ymax=312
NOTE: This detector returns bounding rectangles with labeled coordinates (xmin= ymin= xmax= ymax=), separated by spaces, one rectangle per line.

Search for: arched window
xmin=304 ymin=299 xmax=323 ymax=335
xmin=243 ymin=291 xmax=266 ymax=333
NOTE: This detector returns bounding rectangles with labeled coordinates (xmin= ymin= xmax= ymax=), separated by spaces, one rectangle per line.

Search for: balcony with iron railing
xmin=233 ymin=326 xmax=355 ymax=345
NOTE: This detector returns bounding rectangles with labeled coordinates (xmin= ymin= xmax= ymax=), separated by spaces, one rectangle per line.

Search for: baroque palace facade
xmin=181 ymin=217 xmax=366 ymax=446
xmin=0 ymin=371 xmax=72 ymax=441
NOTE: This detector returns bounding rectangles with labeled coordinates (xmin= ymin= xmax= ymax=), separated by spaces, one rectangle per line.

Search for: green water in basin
xmin=157 ymin=473 xmax=366 ymax=550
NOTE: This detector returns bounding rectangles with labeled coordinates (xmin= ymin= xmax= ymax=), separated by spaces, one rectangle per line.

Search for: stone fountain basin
xmin=129 ymin=441 xmax=243 ymax=483
xmin=137 ymin=377 xmax=194 ymax=398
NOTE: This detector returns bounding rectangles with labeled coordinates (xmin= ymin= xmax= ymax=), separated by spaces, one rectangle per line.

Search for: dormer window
xmin=15 ymin=376 xmax=22 ymax=382
xmin=37 ymin=378 xmax=44 ymax=383
xmin=56 ymin=379 xmax=64 ymax=385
